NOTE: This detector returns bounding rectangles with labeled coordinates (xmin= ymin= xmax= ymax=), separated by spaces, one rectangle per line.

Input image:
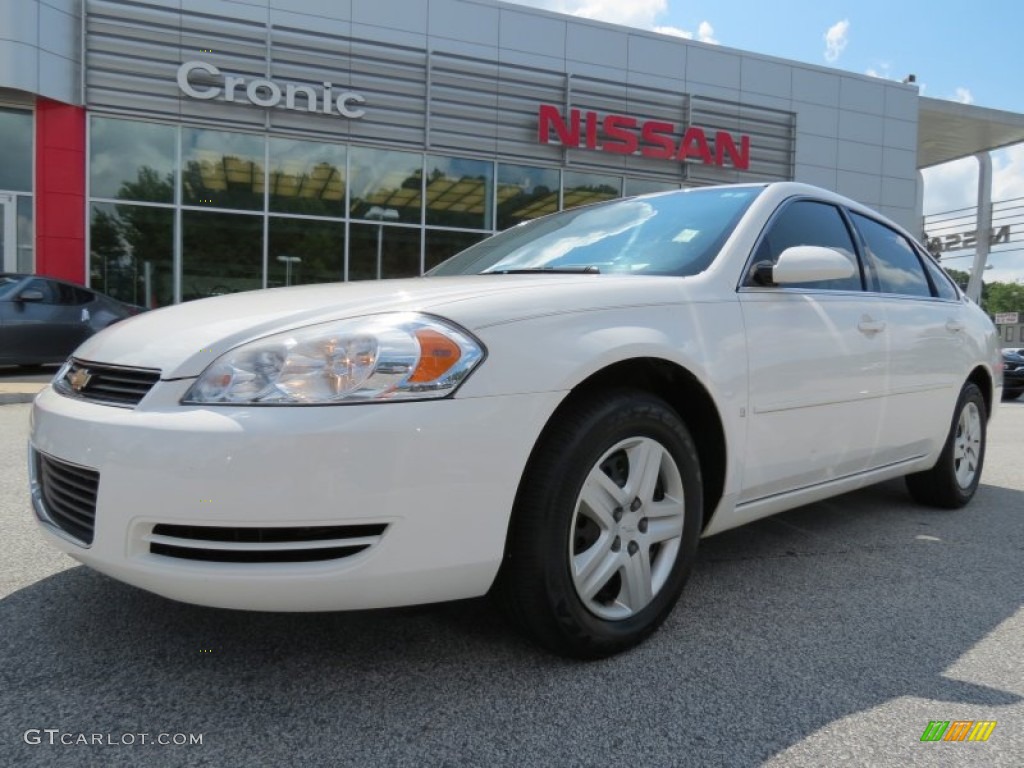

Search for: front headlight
xmin=182 ymin=313 xmax=485 ymax=405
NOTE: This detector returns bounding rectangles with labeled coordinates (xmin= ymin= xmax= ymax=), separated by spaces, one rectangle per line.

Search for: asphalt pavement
xmin=1 ymin=388 xmax=1022 ymax=767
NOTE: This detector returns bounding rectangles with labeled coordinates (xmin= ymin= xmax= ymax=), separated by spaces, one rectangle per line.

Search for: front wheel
xmin=496 ymin=390 xmax=702 ymax=659
xmin=905 ymin=382 xmax=987 ymax=508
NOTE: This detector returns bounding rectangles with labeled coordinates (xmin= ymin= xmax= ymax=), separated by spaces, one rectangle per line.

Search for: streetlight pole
xmin=276 ymin=254 xmax=301 ymax=286
xmin=366 ymin=206 xmax=399 ymax=280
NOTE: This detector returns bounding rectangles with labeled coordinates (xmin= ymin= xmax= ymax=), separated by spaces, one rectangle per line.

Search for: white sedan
xmin=28 ymin=182 xmax=1001 ymax=658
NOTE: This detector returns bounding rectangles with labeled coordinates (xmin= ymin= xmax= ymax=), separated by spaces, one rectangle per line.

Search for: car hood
xmin=71 ymin=275 xmax=693 ymax=379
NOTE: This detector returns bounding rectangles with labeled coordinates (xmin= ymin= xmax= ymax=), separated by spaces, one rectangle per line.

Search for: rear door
xmin=849 ymin=212 xmax=970 ymax=464
xmin=737 ymin=199 xmax=887 ymax=502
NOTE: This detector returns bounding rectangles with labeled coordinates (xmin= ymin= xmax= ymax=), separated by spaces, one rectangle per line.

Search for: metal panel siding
xmin=84 ymin=0 xmax=794 ymax=182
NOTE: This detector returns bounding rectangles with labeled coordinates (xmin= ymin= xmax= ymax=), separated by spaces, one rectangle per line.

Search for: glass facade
xmin=87 ymin=116 xmax=683 ymax=304
xmin=0 ymin=108 xmax=34 ymax=273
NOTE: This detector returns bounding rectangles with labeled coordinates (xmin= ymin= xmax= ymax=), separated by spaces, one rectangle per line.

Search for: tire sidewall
xmin=532 ymin=392 xmax=702 ymax=653
xmin=944 ymin=383 xmax=987 ymax=505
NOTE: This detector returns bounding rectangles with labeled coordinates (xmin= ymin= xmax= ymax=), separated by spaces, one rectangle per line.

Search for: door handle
xmin=80 ymin=308 xmax=90 ymax=323
xmin=857 ymin=318 xmax=886 ymax=335
xmin=945 ymin=320 xmax=965 ymax=333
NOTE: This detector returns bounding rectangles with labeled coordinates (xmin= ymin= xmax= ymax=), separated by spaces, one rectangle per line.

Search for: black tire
xmin=905 ymin=382 xmax=986 ymax=509
xmin=1002 ymin=389 xmax=1022 ymax=401
xmin=495 ymin=390 xmax=702 ymax=659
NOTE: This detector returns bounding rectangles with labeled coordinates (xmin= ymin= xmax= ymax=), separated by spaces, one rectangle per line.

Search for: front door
xmin=736 ymin=198 xmax=887 ymax=503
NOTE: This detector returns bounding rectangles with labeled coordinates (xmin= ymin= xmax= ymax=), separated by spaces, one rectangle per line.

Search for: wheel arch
xmin=520 ymin=357 xmax=727 ymax=532
xmin=967 ymin=365 xmax=994 ymax=418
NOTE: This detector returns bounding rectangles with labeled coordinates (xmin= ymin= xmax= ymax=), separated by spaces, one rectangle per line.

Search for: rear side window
xmin=851 ymin=213 xmax=932 ymax=297
xmin=748 ymin=200 xmax=862 ymax=291
xmin=919 ymin=252 xmax=960 ymax=300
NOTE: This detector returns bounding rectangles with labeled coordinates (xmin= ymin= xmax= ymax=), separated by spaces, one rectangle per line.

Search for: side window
xmin=919 ymin=251 xmax=960 ymax=300
xmin=851 ymin=213 xmax=932 ymax=297
xmin=54 ymin=283 xmax=78 ymax=305
xmin=749 ymin=200 xmax=862 ymax=291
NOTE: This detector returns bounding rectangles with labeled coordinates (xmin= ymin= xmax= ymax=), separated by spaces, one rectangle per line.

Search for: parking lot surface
xmin=1 ymin=389 xmax=1022 ymax=767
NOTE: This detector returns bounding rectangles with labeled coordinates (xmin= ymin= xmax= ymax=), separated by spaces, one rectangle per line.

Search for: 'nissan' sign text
xmin=538 ymin=104 xmax=751 ymax=170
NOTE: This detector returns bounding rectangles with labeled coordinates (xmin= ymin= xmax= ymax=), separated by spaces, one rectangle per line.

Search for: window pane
xmin=752 ymin=201 xmax=862 ymax=291
xmin=496 ymin=163 xmax=559 ymax=229
xmin=17 ymin=196 xmax=33 ymax=273
xmin=268 ymin=217 xmax=345 ymax=288
xmin=90 ymin=203 xmax=174 ymax=308
xmin=920 ymin=251 xmax=959 ymax=299
xmin=349 ymin=223 xmax=420 ymax=280
xmin=91 ymin=117 xmax=175 ymax=202
xmin=425 ymin=155 xmax=492 ymax=229
xmin=431 ymin=188 xmax=762 ymax=277
xmin=624 ymin=178 xmax=678 ymax=196
xmin=349 ymin=147 xmax=421 ymax=224
xmin=563 ymin=172 xmax=622 ymax=210
xmin=0 ymin=108 xmax=33 ymax=192
xmin=182 ymin=211 xmax=263 ymax=300
xmin=268 ymin=138 xmax=346 ymax=216
xmin=182 ymin=128 xmax=264 ymax=210
xmin=425 ymin=229 xmax=489 ymax=272
xmin=852 ymin=213 xmax=932 ymax=297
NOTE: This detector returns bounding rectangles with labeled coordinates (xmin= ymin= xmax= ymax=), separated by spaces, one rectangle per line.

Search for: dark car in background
xmin=1003 ymin=348 xmax=1024 ymax=400
xmin=0 ymin=274 xmax=141 ymax=366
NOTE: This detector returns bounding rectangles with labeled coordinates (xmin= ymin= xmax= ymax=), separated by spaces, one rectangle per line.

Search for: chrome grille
xmin=147 ymin=523 xmax=388 ymax=563
xmin=35 ymin=452 xmax=99 ymax=545
xmin=55 ymin=359 xmax=161 ymax=408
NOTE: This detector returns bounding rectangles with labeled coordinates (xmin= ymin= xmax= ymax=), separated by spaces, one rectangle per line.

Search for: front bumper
xmin=29 ymin=382 xmax=562 ymax=611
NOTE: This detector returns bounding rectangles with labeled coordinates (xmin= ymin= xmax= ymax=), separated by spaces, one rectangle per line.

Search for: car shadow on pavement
xmin=2 ymin=479 xmax=1022 ymax=767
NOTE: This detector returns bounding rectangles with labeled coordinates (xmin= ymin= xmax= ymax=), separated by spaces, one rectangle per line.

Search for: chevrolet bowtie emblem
xmin=68 ymin=367 xmax=92 ymax=392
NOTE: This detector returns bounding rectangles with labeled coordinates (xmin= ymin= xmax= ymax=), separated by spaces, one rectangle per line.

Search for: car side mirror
xmin=16 ymin=288 xmax=45 ymax=302
xmin=771 ymin=246 xmax=856 ymax=285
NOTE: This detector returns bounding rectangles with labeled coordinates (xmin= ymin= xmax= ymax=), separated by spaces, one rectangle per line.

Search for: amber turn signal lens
xmin=409 ymin=329 xmax=463 ymax=383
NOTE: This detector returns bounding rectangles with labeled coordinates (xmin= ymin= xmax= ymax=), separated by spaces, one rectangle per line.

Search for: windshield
xmin=429 ymin=186 xmax=762 ymax=277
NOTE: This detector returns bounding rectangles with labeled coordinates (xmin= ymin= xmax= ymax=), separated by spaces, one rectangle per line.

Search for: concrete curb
xmin=0 ymin=393 xmax=37 ymax=405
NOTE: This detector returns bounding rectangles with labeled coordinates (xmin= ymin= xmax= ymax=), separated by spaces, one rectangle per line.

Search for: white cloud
xmin=954 ymin=87 xmax=974 ymax=105
xmin=653 ymin=25 xmax=692 ymax=39
xmin=823 ymin=19 xmax=849 ymax=63
xmin=697 ymin=21 xmax=718 ymax=44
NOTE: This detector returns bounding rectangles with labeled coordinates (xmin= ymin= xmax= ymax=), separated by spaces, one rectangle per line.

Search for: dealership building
xmin=3 ymin=0 xmax=1024 ymax=307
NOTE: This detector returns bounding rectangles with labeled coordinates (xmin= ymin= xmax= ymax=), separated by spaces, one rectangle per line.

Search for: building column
xmin=966 ymin=152 xmax=992 ymax=304
xmin=35 ymin=98 xmax=86 ymax=283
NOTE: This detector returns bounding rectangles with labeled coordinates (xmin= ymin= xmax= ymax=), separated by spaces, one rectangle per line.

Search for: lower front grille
xmin=35 ymin=452 xmax=100 ymax=545
xmin=147 ymin=523 xmax=388 ymax=563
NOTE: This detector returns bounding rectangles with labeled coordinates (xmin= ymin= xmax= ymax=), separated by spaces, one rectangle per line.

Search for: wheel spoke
xmin=591 ymin=466 xmax=629 ymax=510
xmin=627 ymin=439 xmax=663 ymax=503
xmin=646 ymin=492 xmax=685 ymax=519
xmin=645 ymin=514 xmax=684 ymax=544
xmin=579 ymin=481 xmax=620 ymax=530
xmin=576 ymin=547 xmax=622 ymax=602
xmin=573 ymin=532 xmax=615 ymax=584
xmin=621 ymin=548 xmax=654 ymax=612
xmin=953 ymin=439 xmax=966 ymax=461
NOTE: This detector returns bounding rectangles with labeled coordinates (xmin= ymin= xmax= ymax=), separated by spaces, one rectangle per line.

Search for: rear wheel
xmin=496 ymin=390 xmax=702 ymax=659
xmin=905 ymin=382 xmax=986 ymax=508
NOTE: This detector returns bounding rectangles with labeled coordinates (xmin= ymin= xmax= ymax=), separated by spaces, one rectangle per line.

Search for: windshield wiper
xmin=484 ymin=265 xmax=601 ymax=274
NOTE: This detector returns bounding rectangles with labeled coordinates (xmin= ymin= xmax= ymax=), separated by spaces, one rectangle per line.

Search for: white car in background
xmin=29 ymin=182 xmax=1001 ymax=658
